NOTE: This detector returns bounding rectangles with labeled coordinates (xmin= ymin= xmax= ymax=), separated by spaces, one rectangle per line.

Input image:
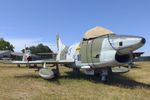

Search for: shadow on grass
xmin=14 ymin=71 xmax=150 ymax=89
xmin=108 ymin=73 xmax=150 ymax=89
xmin=14 ymin=74 xmax=40 ymax=79
xmin=14 ymin=74 xmax=61 ymax=85
xmin=61 ymin=71 xmax=150 ymax=89
xmin=131 ymin=65 xmax=141 ymax=69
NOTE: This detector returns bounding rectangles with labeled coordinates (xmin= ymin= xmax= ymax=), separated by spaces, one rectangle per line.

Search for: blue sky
xmin=0 ymin=0 xmax=150 ymax=55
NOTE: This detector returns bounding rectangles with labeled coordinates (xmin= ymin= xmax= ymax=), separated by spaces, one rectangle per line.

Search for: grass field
xmin=0 ymin=62 xmax=150 ymax=100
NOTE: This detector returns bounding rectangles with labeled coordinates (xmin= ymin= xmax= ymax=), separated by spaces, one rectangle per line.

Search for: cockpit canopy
xmin=83 ymin=26 xmax=114 ymax=40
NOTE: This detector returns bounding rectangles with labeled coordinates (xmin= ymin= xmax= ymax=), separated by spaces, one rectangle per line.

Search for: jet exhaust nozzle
xmin=141 ymin=38 xmax=146 ymax=44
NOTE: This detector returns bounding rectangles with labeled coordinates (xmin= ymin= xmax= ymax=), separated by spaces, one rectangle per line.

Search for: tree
xmin=22 ymin=43 xmax=52 ymax=54
xmin=0 ymin=38 xmax=14 ymax=51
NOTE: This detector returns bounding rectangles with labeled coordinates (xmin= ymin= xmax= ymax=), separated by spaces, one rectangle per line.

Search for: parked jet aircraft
xmin=10 ymin=47 xmax=41 ymax=67
xmin=5 ymin=26 xmax=146 ymax=82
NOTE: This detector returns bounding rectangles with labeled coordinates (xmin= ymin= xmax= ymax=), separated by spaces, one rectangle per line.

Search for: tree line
xmin=0 ymin=38 xmax=53 ymax=54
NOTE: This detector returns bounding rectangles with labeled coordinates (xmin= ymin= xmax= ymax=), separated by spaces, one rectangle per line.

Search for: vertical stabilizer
xmin=22 ymin=45 xmax=27 ymax=61
xmin=56 ymin=34 xmax=66 ymax=60
xmin=22 ymin=46 xmax=31 ymax=61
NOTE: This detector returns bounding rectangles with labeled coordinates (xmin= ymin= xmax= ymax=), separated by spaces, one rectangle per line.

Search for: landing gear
xmin=26 ymin=62 xmax=30 ymax=68
xmin=34 ymin=64 xmax=37 ymax=68
xmin=55 ymin=64 xmax=60 ymax=77
xmin=72 ymin=68 xmax=80 ymax=76
xmin=73 ymin=68 xmax=80 ymax=73
xmin=101 ymin=69 xmax=108 ymax=82
xmin=100 ymin=67 xmax=112 ymax=83
xmin=17 ymin=64 xmax=20 ymax=67
xmin=45 ymin=63 xmax=60 ymax=77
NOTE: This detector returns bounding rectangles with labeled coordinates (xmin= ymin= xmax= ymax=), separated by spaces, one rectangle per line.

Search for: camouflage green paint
xmin=87 ymin=40 xmax=93 ymax=64
xmin=80 ymin=36 xmax=104 ymax=65
xmin=91 ymin=37 xmax=104 ymax=63
xmin=80 ymin=41 xmax=88 ymax=63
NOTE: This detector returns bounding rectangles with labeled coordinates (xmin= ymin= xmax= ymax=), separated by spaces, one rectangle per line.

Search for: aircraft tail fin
xmin=22 ymin=45 xmax=27 ymax=61
xmin=22 ymin=46 xmax=31 ymax=61
xmin=56 ymin=34 xmax=66 ymax=60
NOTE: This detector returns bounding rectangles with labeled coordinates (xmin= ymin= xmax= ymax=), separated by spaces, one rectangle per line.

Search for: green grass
xmin=0 ymin=62 xmax=150 ymax=100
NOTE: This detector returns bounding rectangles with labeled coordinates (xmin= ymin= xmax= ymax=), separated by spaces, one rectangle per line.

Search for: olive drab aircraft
xmin=6 ymin=26 xmax=146 ymax=82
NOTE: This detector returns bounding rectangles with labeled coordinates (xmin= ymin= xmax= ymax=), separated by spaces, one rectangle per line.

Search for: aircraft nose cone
xmin=141 ymin=37 xmax=146 ymax=44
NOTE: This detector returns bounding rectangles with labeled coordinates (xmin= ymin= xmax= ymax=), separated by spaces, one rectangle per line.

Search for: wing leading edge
xmin=3 ymin=60 xmax=74 ymax=64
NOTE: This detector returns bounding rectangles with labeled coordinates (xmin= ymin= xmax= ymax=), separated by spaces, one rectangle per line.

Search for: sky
xmin=0 ymin=0 xmax=150 ymax=55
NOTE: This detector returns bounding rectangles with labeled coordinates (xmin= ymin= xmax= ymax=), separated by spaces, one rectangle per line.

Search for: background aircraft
xmin=10 ymin=47 xmax=40 ymax=67
xmin=9 ymin=47 xmax=57 ymax=67
xmin=5 ymin=26 xmax=146 ymax=82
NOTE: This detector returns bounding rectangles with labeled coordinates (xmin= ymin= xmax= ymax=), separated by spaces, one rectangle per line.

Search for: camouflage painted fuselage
xmin=59 ymin=34 xmax=145 ymax=69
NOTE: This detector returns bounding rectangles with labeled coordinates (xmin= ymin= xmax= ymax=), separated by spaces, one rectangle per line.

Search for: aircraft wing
xmin=11 ymin=52 xmax=24 ymax=56
xmin=3 ymin=60 xmax=74 ymax=64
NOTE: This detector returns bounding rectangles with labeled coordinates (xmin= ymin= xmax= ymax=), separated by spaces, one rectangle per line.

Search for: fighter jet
xmin=10 ymin=47 xmax=41 ymax=67
xmin=5 ymin=26 xmax=146 ymax=82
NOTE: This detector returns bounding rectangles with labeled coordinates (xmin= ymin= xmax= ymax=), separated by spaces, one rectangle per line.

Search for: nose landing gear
xmin=100 ymin=67 xmax=112 ymax=83
xmin=101 ymin=69 xmax=108 ymax=82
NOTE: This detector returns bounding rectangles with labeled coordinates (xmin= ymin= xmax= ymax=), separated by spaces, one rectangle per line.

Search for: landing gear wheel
xmin=101 ymin=67 xmax=112 ymax=83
